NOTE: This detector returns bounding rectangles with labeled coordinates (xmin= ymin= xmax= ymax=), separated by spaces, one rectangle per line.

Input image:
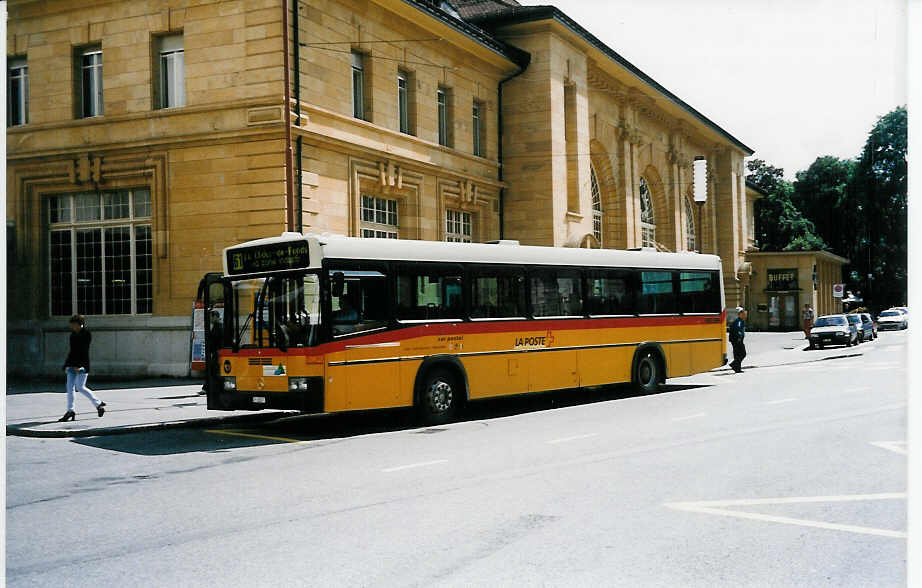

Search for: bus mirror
xmin=332 ymin=272 xmax=345 ymax=297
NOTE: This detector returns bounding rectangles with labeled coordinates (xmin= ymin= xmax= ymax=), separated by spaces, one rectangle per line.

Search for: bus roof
xmin=223 ymin=233 xmax=722 ymax=275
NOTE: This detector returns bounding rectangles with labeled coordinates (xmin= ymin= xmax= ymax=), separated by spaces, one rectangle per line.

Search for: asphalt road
xmin=7 ymin=332 xmax=907 ymax=587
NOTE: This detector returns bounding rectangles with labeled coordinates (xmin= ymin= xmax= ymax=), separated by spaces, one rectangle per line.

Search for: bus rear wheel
xmin=418 ymin=368 xmax=460 ymax=425
xmin=633 ymin=351 xmax=661 ymax=394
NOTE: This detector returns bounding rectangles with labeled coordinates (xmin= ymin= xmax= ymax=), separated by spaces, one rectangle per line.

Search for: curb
xmin=6 ymin=410 xmax=300 ymax=438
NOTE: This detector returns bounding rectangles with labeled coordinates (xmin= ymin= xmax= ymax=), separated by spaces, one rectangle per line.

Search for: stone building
xmin=7 ymin=0 xmax=756 ymax=377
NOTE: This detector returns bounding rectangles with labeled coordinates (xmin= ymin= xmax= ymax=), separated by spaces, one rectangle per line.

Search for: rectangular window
xmin=530 ymin=270 xmax=582 ymax=317
xmin=48 ymin=189 xmax=153 ymax=315
xmin=78 ymin=47 xmax=103 ymax=118
xmin=678 ymin=271 xmax=721 ymax=314
xmin=329 ymin=269 xmax=389 ymax=337
xmin=437 ymin=87 xmax=451 ymax=147
xmin=397 ymin=70 xmax=412 ymax=134
xmin=470 ymin=268 xmax=526 ymax=319
xmin=157 ymin=34 xmax=185 ymax=109
xmin=8 ymin=56 xmax=28 ymax=126
xmin=472 ymin=100 xmax=484 ymax=157
xmin=638 ymin=270 xmax=676 ymax=315
xmin=586 ymin=270 xmax=634 ymax=316
xmin=351 ymin=51 xmax=365 ymax=120
xmin=360 ymin=195 xmax=398 ymax=239
xmin=396 ymin=266 xmax=463 ymax=321
xmin=445 ymin=209 xmax=472 ymax=242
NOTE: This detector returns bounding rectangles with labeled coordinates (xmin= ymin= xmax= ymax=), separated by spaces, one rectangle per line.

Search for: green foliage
xmin=750 ymin=106 xmax=907 ymax=311
xmin=747 ymin=159 xmax=826 ymax=252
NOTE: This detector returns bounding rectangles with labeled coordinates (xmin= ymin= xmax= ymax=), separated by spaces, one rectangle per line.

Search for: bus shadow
xmin=267 ymin=382 xmax=713 ymax=440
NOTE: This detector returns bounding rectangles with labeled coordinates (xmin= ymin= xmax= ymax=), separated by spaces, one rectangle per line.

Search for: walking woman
xmin=59 ymin=314 xmax=106 ymax=422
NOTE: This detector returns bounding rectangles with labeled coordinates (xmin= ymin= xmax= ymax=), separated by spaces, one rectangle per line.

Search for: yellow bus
xmin=202 ymin=232 xmax=726 ymax=424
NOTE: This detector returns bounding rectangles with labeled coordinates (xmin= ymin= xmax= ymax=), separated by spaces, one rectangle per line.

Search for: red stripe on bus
xmin=221 ymin=309 xmax=726 ymax=360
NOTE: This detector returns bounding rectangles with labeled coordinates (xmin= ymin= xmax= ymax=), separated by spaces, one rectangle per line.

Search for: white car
xmin=877 ymin=309 xmax=907 ymax=331
xmin=809 ymin=314 xmax=858 ymax=348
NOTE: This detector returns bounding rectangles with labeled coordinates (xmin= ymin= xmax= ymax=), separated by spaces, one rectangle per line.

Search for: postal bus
xmin=200 ymin=232 xmax=726 ymax=424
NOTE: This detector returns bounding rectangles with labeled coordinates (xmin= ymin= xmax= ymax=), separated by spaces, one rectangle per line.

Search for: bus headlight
xmin=222 ymin=377 xmax=236 ymax=391
xmin=289 ymin=377 xmax=309 ymax=391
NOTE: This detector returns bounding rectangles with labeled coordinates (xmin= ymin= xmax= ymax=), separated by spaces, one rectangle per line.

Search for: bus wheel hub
xmin=428 ymin=380 xmax=452 ymax=412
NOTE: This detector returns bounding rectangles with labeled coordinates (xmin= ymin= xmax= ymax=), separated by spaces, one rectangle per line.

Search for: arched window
xmin=590 ymin=165 xmax=602 ymax=246
xmin=685 ymin=197 xmax=696 ymax=251
xmin=639 ymin=177 xmax=655 ymax=248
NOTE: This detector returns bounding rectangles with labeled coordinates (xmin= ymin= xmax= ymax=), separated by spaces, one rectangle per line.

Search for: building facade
xmin=7 ymin=0 xmax=757 ymax=377
xmin=744 ymin=250 xmax=848 ymax=331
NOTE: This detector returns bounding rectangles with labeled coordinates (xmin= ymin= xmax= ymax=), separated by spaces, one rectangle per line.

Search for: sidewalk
xmin=7 ymin=332 xmax=874 ymax=438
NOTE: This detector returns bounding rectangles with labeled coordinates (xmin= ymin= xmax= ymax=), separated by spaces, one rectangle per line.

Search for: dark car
xmin=853 ymin=313 xmax=875 ymax=341
xmin=809 ymin=314 xmax=857 ymax=349
xmin=859 ymin=312 xmax=876 ymax=339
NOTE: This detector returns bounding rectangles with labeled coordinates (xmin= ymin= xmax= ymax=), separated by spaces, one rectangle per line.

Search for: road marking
xmin=205 ymin=429 xmax=309 ymax=444
xmin=665 ymin=493 xmax=907 ymax=539
xmin=381 ymin=459 xmax=448 ymax=473
xmin=671 ymin=412 xmax=707 ymax=422
xmin=764 ymin=398 xmax=797 ymax=405
xmin=547 ymin=433 xmax=600 ymax=445
xmin=870 ymin=441 xmax=907 ymax=455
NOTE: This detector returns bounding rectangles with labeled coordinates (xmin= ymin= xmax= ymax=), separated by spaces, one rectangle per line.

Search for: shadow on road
xmin=71 ymin=382 xmax=713 ymax=456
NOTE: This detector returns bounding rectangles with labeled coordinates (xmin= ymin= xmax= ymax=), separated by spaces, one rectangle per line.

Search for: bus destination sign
xmin=227 ymin=241 xmax=310 ymax=275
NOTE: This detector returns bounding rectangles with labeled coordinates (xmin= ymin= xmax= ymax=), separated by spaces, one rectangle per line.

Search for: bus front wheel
xmin=418 ymin=368 xmax=460 ymax=425
xmin=633 ymin=351 xmax=661 ymax=394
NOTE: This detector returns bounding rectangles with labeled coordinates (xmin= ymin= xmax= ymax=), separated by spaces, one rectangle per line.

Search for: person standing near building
xmin=58 ymin=314 xmax=106 ymax=422
xmin=729 ymin=307 xmax=748 ymax=374
xmin=802 ymin=303 xmax=815 ymax=339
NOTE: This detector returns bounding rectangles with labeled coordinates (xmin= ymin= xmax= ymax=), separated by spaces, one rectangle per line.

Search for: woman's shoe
xmin=97 ymin=402 xmax=106 ymax=417
xmin=58 ymin=411 xmax=76 ymax=422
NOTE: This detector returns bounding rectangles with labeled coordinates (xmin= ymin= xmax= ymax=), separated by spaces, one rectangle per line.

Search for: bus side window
xmin=587 ymin=270 xmax=632 ymax=316
xmin=396 ymin=265 xmax=464 ymax=321
xmin=679 ymin=270 xmax=720 ymax=313
xmin=530 ymin=269 xmax=582 ymax=317
xmin=638 ymin=270 xmax=676 ymax=315
xmin=471 ymin=268 xmax=526 ymax=319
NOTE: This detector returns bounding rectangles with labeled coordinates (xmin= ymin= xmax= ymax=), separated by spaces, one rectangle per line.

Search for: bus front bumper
xmin=208 ymin=376 xmax=324 ymax=413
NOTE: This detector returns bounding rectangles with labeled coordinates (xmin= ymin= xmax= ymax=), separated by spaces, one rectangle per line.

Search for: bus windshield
xmin=231 ymin=273 xmax=321 ymax=348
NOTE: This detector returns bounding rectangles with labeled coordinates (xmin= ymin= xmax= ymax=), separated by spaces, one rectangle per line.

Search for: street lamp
xmin=693 ymin=157 xmax=707 ymax=251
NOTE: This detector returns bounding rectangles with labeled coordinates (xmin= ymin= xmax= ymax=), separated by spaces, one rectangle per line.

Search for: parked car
xmin=845 ymin=314 xmax=863 ymax=343
xmin=856 ymin=313 xmax=875 ymax=341
xmin=877 ymin=309 xmax=908 ymax=330
xmin=809 ymin=314 xmax=858 ymax=348
xmin=861 ymin=312 xmax=878 ymax=339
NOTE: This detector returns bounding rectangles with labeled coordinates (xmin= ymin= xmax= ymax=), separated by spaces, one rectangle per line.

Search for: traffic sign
xmin=832 ymin=283 xmax=844 ymax=298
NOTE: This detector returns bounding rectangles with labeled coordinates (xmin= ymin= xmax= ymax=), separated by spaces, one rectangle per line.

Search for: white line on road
xmin=870 ymin=441 xmax=908 ymax=455
xmin=665 ymin=493 xmax=907 ymax=539
xmin=547 ymin=433 xmax=600 ymax=445
xmin=381 ymin=460 xmax=448 ymax=473
xmin=764 ymin=398 xmax=798 ymax=405
xmin=671 ymin=413 xmax=707 ymax=422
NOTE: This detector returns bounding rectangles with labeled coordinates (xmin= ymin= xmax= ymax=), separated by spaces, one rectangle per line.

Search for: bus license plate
xmin=252 ymin=396 xmax=266 ymax=404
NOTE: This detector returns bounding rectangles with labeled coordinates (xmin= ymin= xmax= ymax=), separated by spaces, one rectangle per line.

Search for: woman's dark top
xmin=64 ymin=328 xmax=92 ymax=372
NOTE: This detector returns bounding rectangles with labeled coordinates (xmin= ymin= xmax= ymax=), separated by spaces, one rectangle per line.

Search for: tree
xmin=747 ymin=159 xmax=826 ymax=251
xmin=791 ymin=156 xmax=856 ymax=258
xmin=848 ymin=106 xmax=907 ymax=310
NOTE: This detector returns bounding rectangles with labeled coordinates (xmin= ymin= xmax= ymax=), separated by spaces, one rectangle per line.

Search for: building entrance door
xmin=768 ymin=293 xmax=800 ymax=330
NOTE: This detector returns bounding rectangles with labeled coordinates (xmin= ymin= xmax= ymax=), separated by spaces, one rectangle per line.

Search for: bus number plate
xmin=252 ymin=396 xmax=266 ymax=404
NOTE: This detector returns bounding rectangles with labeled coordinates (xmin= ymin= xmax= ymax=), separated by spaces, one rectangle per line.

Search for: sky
xmin=518 ymin=0 xmax=907 ymax=179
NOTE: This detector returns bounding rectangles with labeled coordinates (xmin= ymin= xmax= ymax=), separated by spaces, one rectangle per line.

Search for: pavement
xmin=5 ymin=331 xmax=871 ymax=438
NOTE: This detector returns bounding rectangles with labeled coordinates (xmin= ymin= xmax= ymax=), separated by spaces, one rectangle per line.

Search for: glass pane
xmin=471 ymin=272 xmax=525 ymax=318
xmin=587 ymin=271 xmax=632 ymax=315
xmin=50 ymin=230 xmax=73 ymax=316
xmin=49 ymin=195 xmax=72 ymax=223
xmin=396 ymin=269 xmax=462 ymax=320
xmin=75 ymin=228 xmax=102 ymax=315
xmin=133 ymin=188 xmax=152 ymax=218
xmin=361 ymin=195 xmax=374 ymax=222
xmin=530 ymin=271 xmax=582 ymax=317
xmin=679 ymin=271 xmax=719 ymax=314
xmin=161 ymin=51 xmax=185 ymax=108
xmin=75 ymin=193 xmax=100 ymax=221
xmin=638 ymin=270 xmax=675 ymax=314
xmin=104 ymin=226 xmax=132 ymax=314
xmin=331 ymin=272 xmax=390 ymax=336
xmin=103 ymin=191 xmax=130 ymax=219
xmin=352 ymin=68 xmax=364 ymax=119
xmin=135 ymin=225 xmax=152 ymax=313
